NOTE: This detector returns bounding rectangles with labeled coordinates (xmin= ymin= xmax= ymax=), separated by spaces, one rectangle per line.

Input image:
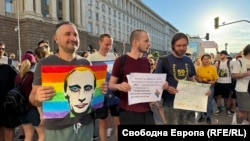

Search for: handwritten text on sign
xmin=174 ymin=80 xmax=211 ymax=112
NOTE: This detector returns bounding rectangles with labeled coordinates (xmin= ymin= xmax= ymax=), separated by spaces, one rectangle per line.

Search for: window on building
xmin=113 ymin=29 xmax=116 ymax=39
xmin=102 ymin=4 xmax=105 ymax=11
xmin=101 ymin=26 xmax=105 ymax=34
xmin=88 ymin=10 xmax=92 ymax=18
xmin=118 ymin=12 xmax=121 ymax=19
xmin=95 ymin=25 xmax=99 ymax=35
xmin=96 ymin=13 xmax=99 ymax=21
xmin=112 ymin=0 xmax=116 ymax=5
xmin=108 ymin=7 xmax=111 ymax=14
xmin=5 ymin=0 xmax=13 ymax=13
xmin=118 ymin=31 xmax=121 ymax=41
xmin=108 ymin=18 xmax=111 ymax=25
xmin=113 ymin=10 xmax=116 ymax=17
xmin=42 ymin=0 xmax=49 ymax=17
xmin=87 ymin=23 xmax=92 ymax=32
xmin=114 ymin=20 xmax=116 ymax=27
xmin=87 ymin=0 xmax=92 ymax=5
xmin=108 ymin=28 xmax=111 ymax=34
xmin=103 ymin=15 xmax=106 ymax=23
xmin=95 ymin=0 xmax=99 ymax=9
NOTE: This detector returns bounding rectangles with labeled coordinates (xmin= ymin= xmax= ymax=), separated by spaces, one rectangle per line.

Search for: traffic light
xmin=214 ymin=17 xmax=219 ymax=29
xmin=205 ymin=33 xmax=209 ymax=40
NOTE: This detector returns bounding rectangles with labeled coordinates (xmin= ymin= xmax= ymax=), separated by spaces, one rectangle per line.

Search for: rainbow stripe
xmin=42 ymin=65 xmax=107 ymax=119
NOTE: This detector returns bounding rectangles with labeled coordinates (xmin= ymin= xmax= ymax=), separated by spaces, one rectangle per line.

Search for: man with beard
xmin=29 ymin=21 xmax=107 ymax=141
xmin=109 ymin=29 xmax=168 ymax=125
xmin=154 ymin=32 xmax=196 ymax=125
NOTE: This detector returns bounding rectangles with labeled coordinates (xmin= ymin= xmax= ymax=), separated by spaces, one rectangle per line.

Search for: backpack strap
xmin=217 ymin=60 xmax=231 ymax=74
xmin=227 ymin=60 xmax=231 ymax=74
xmin=8 ymin=58 xmax=12 ymax=65
xmin=117 ymin=55 xmax=126 ymax=83
xmin=238 ymin=59 xmax=242 ymax=68
xmin=160 ymin=55 xmax=168 ymax=73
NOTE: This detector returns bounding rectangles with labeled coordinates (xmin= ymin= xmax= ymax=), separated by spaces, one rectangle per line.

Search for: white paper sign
xmin=127 ymin=73 xmax=166 ymax=105
xmin=174 ymin=80 xmax=211 ymax=112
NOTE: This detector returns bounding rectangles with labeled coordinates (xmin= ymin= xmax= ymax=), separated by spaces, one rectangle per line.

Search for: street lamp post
xmin=17 ymin=0 xmax=21 ymax=62
xmin=225 ymin=43 xmax=228 ymax=51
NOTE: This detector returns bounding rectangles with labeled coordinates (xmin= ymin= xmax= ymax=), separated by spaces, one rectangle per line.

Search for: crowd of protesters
xmin=0 ymin=21 xmax=249 ymax=141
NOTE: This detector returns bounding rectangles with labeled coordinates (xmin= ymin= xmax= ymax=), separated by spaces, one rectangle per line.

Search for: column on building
xmin=23 ymin=0 xmax=35 ymax=17
xmin=123 ymin=0 xmax=126 ymax=11
xmin=0 ymin=0 xmax=5 ymax=15
xmin=49 ymin=0 xmax=58 ymax=23
xmin=34 ymin=0 xmax=42 ymax=18
xmin=62 ymin=0 xmax=70 ymax=21
xmin=74 ymin=0 xmax=81 ymax=27
xmin=80 ymin=0 xmax=86 ymax=30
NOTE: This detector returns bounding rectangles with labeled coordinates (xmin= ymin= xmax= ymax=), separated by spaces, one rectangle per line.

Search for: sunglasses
xmin=39 ymin=45 xmax=49 ymax=49
xmin=0 ymin=48 xmax=5 ymax=50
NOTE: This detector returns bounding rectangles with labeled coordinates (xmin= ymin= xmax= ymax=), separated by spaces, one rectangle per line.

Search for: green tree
xmin=152 ymin=51 xmax=160 ymax=58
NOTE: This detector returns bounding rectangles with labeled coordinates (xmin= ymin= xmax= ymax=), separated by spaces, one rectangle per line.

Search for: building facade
xmin=0 ymin=0 xmax=178 ymax=59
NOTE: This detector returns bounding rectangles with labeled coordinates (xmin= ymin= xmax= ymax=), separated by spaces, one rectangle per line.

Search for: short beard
xmin=138 ymin=47 xmax=149 ymax=54
xmin=174 ymin=50 xmax=185 ymax=57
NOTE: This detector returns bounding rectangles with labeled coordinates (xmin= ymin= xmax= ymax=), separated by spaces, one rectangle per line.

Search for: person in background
xmin=88 ymin=34 xmax=118 ymax=141
xmin=214 ymin=50 xmax=233 ymax=116
xmin=195 ymin=53 xmax=218 ymax=124
xmin=148 ymin=56 xmax=167 ymax=124
xmin=38 ymin=40 xmax=51 ymax=54
xmin=230 ymin=53 xmax=243 ymax=113
xmin=34 ymin=46 xmax=50 ymax=62
xmin=194 ymin=57 xmax=201 ymax=71
xmin=82 ymin=51 xmax=90 ymax=58
xmin=16 ymin=53 xmax=45 ymax=141
xmin=149 ymin=57 xmax=156 ymax=73
xmin=109 ymin=29 xmax=168 ymax=125
xmin=8 ymin=53 xmax=20 ymax=70
xmin=231 ymin=44 xmax=250 ymax=124
xmin=185 ymin=52 xmax=192 ymax=59
xmin=210 ymin=53 xmax=215 ymax=65
xmin=0 ymin=42 xmax=19 ymax=141
xmin=154 ymin=32 xmax=197 ymax=125
xmin=29 ymin=21 xmax=107 ymax=141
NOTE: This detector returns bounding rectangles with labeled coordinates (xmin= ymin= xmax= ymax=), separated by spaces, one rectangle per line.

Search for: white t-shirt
xmin=232 ymin=58 xmax=250 ymax=92
xmin=0 ymin=56 xmax=9 ymax=64
xmin=216 ymin=59 xmax=232 ymax=83
xmin=88 ymin=52 xmax=116 ymax=61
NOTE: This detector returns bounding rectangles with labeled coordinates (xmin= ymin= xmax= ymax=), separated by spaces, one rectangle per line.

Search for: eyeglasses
xmin=0 ymin=48 xmax=5 ymax=51
xmin=39 ymin=45 xmax=49 ymax=49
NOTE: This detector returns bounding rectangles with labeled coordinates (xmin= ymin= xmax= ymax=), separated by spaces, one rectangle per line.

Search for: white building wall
xmin=7 ymin=0 xmax=178 ymax=53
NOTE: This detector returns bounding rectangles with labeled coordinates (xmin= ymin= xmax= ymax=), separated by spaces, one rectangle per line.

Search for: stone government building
xmin=0 ymin=0 xmax=178 ymax=59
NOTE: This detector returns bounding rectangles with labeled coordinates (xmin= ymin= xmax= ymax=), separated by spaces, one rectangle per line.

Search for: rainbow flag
xmin=41 ymin=65 xmax=107 ymax=119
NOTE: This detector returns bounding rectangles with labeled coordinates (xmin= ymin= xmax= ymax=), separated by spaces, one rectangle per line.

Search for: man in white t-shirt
xmin=0 ymin=43 xmax=19 ymax=70
xmin=88 ymin=34 xmax=118 ymax=141
xmin=231 ymin=44 xmax=250 ymax=124
xmin=0 ymin=43 xmax=9 ymax=65
xmin=214 ymin=50 xmax=234 ymax=115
